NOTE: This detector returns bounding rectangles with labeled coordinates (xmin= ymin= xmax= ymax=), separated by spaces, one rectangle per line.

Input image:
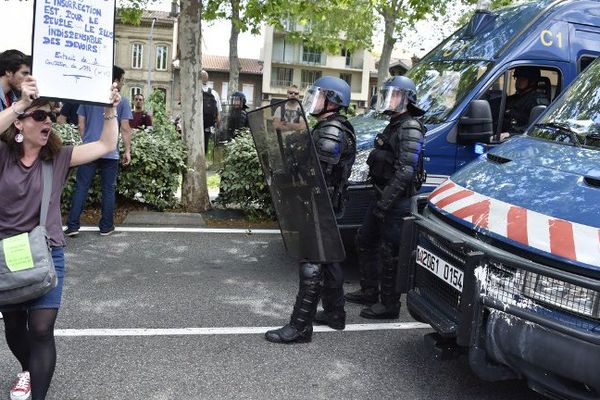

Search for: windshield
xmin=407 ymin=61 xmax=490 ymax=124
xmin=529 ymin=59 xmax=600 ymax=150
xmin=426 ymin=0 xmax=554 ymax=62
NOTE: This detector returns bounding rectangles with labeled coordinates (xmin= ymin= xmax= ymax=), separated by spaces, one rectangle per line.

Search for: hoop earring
xmin=15 ymin=131 xmax=24 ymax=143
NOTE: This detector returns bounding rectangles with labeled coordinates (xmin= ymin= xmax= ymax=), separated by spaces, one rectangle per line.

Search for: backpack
xmin=203 ymin=88 xmax=218 ymax=129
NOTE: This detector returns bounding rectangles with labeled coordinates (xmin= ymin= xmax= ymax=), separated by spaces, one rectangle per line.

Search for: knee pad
xmin=299 ymin=262 xmax=322 ymax=281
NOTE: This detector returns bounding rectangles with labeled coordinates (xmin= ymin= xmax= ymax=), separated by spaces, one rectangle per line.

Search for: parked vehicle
xmin=341 ymin=0 xmax=600 ymax=236
xmin=406 ymin=53 xmax=600 ymax=399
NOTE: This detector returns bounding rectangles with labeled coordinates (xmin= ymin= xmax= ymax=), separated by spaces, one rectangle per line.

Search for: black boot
xmin=347 ymin=234 xmax=380 ymax=305
xmin=265 ymin=323 xmax=313 ymax=343
xmin=265 ymin=263 xmax=322 ymax=344
xmin=360 ymin=243 xmax=400 ymax=320
xmin=344 ymin=288 xmax=378 ymax=305
xmin=314 ymin=310 xmax=346 ymax=330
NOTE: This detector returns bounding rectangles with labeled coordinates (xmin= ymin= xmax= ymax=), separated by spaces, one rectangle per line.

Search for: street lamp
xmin=146 ymin=17 xmax=157 ymax=98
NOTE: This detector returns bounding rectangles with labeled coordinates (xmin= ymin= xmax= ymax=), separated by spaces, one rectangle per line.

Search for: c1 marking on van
xmin=540 ymin=30 xmax=563 ymax=48
xmin=428 ymin=180 xmax=600 ymax=268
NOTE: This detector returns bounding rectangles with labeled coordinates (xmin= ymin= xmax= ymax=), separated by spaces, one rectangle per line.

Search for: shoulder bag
xmin=0 ymin=161 xmax=57 ymax=305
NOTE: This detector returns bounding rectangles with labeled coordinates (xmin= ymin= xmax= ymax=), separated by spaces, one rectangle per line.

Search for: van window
xmin=479 ymin=66 xmax=561 ymax=136
xmin=532 ymin=61 xmax=600 ymax=150
xmin=579 ymin=56 xmax=597 ymax=73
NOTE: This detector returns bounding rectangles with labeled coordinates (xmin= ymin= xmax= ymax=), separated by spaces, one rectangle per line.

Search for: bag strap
xmin=40 ymin=160 xmax=53 ymax=227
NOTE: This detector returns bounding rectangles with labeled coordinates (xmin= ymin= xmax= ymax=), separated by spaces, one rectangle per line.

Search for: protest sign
xmin=31 ymin=0 xmax=116 ymax=105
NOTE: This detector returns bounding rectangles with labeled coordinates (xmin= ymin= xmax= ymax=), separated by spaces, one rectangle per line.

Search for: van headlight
xmin=522 ymin=272 xmax=600 ymax=319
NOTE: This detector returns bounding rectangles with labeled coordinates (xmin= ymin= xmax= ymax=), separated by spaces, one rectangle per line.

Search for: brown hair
xmin=2 ymin=98 xmax=63 ymax=161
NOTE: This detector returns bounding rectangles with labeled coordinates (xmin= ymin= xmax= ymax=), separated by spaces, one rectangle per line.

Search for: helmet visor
xmin=376 ymin=86 xmax=410 ymax=114
xmin=302 ymin=86 xmax=328 ymax=115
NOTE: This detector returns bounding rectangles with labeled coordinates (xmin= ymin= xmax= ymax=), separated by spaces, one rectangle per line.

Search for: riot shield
xmin=247 ymin=99 xmax=345 ymax=263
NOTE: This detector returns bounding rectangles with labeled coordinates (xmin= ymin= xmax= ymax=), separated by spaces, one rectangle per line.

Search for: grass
xmin=207 ymin=174 xmax=221 ymax=189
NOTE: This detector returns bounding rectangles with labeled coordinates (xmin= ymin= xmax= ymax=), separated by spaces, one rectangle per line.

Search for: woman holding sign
xmin=0 ymin=78 xmax=120 ymax=400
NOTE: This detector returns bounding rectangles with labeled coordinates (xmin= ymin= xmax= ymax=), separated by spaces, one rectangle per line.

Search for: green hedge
xmin=56 ymin=91 xmax=186 ymax=212
xmin=214 ymin=129 xmax=275 ymax=219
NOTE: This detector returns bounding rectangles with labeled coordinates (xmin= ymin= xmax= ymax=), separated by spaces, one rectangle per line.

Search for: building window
xmin=156 ymin=45 xmax=168 ymax=71
xmin=302 ymin=45 xmax=321 ymax=64
xmin=132 ymin=43 xmax=143 ymax=69
xmin=130 ymin=87 xmax=143 ymax=99
xmin=340 ymin=73 xmax=352 ymax=89
xmin=301 ymin=70 xmax=322 ymax=89
xmin=242 ymin=84 xmax=254 ymax=106
xmin=153 ymin=87 xmax=167 ymax=102
xmin=221 ymin=82 xmax=229 ymax=104
xmin=271 ymin=67 xmax=293 ymax=88
xmin=341 ymin=48 xmax=352 ymax=67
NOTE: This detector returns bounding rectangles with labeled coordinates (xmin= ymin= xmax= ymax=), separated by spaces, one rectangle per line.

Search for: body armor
xmin=311 ymin=114 xmax=356 ymax=215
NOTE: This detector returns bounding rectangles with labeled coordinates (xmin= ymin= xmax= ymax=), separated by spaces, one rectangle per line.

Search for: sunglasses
xmin=288 ymin=91 xmax=299 ymax=95
xmin=20 ymin=110 xmax=57 ymax=123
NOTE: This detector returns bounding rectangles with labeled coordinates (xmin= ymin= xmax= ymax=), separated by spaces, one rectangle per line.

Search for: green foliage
xmin=215 ymin=129 xmax=275 ymax=219
xmin=56 ymin=95 xmax=187 ymax=213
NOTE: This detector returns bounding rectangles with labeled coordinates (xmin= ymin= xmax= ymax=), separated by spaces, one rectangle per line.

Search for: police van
xmin=406 ymin=42 xmax=600 ymax=400
xmin=341 ymin=0 xmax=600 ymax=234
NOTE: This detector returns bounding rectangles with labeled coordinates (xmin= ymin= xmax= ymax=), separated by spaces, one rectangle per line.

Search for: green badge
xmin=3 ymin=233 xmax=34 ymax=272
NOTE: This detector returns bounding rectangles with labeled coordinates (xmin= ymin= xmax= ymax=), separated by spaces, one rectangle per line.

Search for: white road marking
xmin=55 ymin=322 xmax=431 ymax=337
xmin=66 ymin=226 xmax=281 ymax=234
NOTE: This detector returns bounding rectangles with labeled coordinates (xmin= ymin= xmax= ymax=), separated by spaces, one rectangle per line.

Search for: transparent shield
xmin=247 ymin=99 xmax=345 ymax=262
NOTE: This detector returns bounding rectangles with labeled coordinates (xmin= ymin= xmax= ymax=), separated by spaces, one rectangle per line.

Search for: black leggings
xmin=3 ymin=308 xmax=59 ymax=400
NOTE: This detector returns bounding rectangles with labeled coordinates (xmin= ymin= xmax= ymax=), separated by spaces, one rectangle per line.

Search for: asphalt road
xmin=0 ymin=230 xmax=545 ymax=400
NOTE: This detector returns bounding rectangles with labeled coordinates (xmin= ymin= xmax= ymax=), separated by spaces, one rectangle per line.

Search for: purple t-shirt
xmin=0 ymin=142 xmax=74 ymax=247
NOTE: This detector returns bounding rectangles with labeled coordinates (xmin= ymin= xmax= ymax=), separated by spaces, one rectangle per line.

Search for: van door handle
xmin=583 ymin=176 xmax=600 ymax=188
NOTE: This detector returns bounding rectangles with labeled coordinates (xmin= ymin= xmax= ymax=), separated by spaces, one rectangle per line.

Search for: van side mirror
xmin=458 ymin=100 xmax=494 ymax=144
xmin=528 ymin=105 xmax=547 ymax=126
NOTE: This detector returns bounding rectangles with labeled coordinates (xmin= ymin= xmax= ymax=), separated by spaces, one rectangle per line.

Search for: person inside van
xmin=501 ymin=66 xmax=549 ymax=136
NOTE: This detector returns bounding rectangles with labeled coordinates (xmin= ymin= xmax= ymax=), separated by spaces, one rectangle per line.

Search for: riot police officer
xmin=225 ymin=91 xmax=249 ymax=140
xmin=345 ymin=76 xmax=426 ymax=319
xmin=502 ymin=66 xmax=549 ymax=134
xmin=265 ymin=76 xmax=356 ymax=343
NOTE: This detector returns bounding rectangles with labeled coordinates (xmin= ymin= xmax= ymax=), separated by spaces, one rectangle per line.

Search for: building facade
xmin=115 ymin=11 xmax=177 ymax=112
xmin=261 ymin=22 xmax=373 ymax=110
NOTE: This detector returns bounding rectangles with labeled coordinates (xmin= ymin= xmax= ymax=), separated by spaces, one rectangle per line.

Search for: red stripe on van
xmin=507 ymin=207 xmax=528 ymax=246
xmin=429 ymin=181 xmax=455 ymax=200
xmin=452 ymin=199 xmax=491 ymax=229
xmin=435 ymin=190 xmax=473 ymax=209
xmin=549 ymin=219 xmax=576 ymax=261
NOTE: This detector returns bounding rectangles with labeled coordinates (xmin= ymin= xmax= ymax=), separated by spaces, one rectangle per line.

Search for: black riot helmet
xmin=513 ymin=66 xmax=541 ymax=81
xmin=230 ymin=91 xmax=248 ymax=109
xmin=376 ymin=76 xmax=425 ymax=116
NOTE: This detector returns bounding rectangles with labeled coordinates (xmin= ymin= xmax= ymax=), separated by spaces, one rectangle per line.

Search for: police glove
xmin=372 ymin=204 xmax=386 ymax=223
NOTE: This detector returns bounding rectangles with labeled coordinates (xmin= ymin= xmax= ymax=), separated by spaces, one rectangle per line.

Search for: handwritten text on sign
xmin=32 ymin=0 xmax=115 ymax=105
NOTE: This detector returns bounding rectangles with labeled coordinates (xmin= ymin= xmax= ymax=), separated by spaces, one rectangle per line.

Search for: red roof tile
xmin=202 ymin=55 xmax=263 ymax=75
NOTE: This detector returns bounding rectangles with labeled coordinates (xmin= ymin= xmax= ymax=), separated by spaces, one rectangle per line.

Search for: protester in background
xmin=201 ymin=70 xmax=222 ymax=154
xmin=0 ymin=78 xmax=120 ymax=400
xmin=56 ymin=101 xmax=79 ymax=126
xmin=64 ymin=66 xmax=132 ymax=237
xmin=0 ymin=50 xmax=31 ymax=113
xmin=129 ymin=93 xmax=152 ymax=129
xmin=273 ymin=84 xmax=307 ymax=131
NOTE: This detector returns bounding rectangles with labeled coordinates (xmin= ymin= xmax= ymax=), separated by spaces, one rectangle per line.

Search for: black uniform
xmin=352 ymin=113 xmax=426 ymax=317
xmin=265 ymin=113 xmax=356 ymax=342
xmin=503 ymin=88 xmax=549 ymax=133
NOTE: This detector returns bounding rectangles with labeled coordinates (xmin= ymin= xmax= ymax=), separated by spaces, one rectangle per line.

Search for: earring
xmin=15 ymin=131 xmax=23 ymax=143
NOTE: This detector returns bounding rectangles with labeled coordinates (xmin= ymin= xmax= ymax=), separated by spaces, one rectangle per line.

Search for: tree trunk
xmin=228 ymin=0 xmax=242 ymax=100
xmin=179 ymin=0 xmax=211 ymax=212
xmin=377 ymin=8 xmax=397 ymax=88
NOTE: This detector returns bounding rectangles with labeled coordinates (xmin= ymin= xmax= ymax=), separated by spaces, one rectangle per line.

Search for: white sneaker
xmin=10 ymin=371 xmax=31 ymax=400
xmin=0 ymin=312 xmax=3 ymax=319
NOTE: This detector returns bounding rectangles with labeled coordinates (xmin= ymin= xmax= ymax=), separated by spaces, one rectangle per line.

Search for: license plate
xmin=416 ymin=245 xmax=464 ymax=292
